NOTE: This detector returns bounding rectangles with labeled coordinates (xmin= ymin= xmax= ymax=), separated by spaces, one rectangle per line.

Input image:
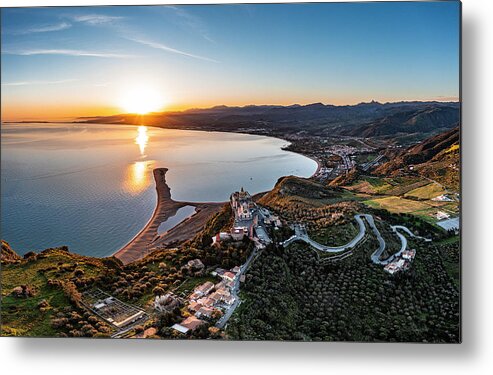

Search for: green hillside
xmin=375 ymin=127 xmax=459 ymax=191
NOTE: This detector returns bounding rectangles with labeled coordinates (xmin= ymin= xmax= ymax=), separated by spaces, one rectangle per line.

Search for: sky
xmin=1 ymin=2 xmax=460 ymax=121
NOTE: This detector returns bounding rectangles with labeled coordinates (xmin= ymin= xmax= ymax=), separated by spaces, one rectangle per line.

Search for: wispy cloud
xmin=2 ymin=79 xmax=78 ymax=87
xmin=128 ymin=37 xmax=218 ymax=63
xmin=165 ymin=6 xmax=215 ymax=43
xmin=4 ymin=49 xmax=133 ymax=58
xmin=70 ymin=14 xmax=124 ymax=26
xmin=11 ymin=22 xmax=72 ymax=35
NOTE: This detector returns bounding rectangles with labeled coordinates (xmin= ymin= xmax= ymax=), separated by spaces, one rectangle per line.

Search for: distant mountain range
xmin=339 ymin=106 xmax=459 ymax=138
xmin=77 ymin=100 xmax=460 ymax=139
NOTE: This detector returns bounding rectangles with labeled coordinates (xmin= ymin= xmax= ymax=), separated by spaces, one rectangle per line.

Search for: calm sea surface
xmin=1 ymin=123 xmax=317 ymax=257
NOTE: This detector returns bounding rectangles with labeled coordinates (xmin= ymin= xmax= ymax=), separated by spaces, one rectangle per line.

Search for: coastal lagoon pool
xmin=1 ymin=123 xmax=317 ymax=256
xmin=157 ymin=206 xmax=196 ymax=235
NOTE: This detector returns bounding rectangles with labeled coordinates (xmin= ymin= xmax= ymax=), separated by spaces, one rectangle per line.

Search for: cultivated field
xmin=404 ymin=183 xmax=445 ymax=200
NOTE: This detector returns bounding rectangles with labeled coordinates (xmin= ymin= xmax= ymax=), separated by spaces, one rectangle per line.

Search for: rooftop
xmin=181 ymin=316 xmax=205 ymax=331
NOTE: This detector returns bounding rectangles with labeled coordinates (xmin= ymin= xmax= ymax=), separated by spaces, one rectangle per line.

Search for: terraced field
xmin=404 ymin=183 xmax=445 ymax=200
xmin=363 ymin=196 xmax=431 ymax=213
xmin=345 ymin=176 xmax=394 ymax=195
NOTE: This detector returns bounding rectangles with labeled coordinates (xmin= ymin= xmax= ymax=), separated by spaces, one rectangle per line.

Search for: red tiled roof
xmin=181 ymin=316 xmax=204 ymax=331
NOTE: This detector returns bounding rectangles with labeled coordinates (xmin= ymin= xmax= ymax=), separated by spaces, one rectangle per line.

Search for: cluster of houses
xmin=168 ymin=188 xmax=282 ymax=334
xmin=313 ymin=166 xmax=334 ymax=181
xmin=170 ymin=266 xmax=243 ymax=334
xmin=384 ymin=249 xmax=416 ymax=275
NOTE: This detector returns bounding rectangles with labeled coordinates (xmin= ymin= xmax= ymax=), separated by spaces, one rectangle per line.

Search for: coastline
xmin=305 ymin=153 xmax=321 ymax=178
xmin=12 ymin=121 xmax=320 ymax=178
xmin=312 ymin=158 xmax=322 ymax=177
xmin=7 ymin=122 xmax=317 ymax=263
xmin=108 ymin=125 xmax=319 ymax=264
xmin=113 ymin=168 xmax=222 ymax=264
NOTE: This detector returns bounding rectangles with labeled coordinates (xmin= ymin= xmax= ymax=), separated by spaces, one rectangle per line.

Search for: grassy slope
xmin=404 ymin=183 xmax=445 ymax=200
xmin=343 ymin=172 xmax=456 ymax=227
xmin=1 ymin=205 xmax=241 ymax=338
xmin=1 ymin=244 xmax=112 ymax=336
xmin=258 ymin=176 xmax=361 ymax=225
xmin=2 ymin=145 xmax=460 ymax=340
xmin=375 ymin=127 xmax=459 ymax=191
xmin=259 ymin=175 xmax=344 ymax=208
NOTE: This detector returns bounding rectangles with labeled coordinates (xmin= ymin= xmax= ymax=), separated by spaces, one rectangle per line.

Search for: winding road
xmin=281 ymin=214 xmax=430 ymax=265
xmin=217 ymin=214 xmax=430 ymax=329
xmin=281 ymin=214 xmax=367 ymax=252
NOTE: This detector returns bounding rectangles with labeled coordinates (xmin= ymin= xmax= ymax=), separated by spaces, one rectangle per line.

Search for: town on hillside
xmin=165 ymin=187 xmax=282 ymax=334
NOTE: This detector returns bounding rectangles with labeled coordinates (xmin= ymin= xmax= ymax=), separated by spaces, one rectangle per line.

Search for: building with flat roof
xmin=231 ymin=226 xmax=249 ymax=241
xmin=171 ymin=324 xmax=189 ymax=334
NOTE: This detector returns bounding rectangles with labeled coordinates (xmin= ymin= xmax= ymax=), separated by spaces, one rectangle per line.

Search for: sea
xmin=1 ymin=123 xmax=317 ymax=257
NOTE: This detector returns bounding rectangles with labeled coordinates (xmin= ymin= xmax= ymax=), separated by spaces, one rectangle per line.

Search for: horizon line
xmin=1 ymin=99 xmax=460 ymax=123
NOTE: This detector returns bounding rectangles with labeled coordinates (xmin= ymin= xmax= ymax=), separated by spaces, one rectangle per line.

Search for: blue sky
xmin=1 ymin=2 xmax=460 ymax=120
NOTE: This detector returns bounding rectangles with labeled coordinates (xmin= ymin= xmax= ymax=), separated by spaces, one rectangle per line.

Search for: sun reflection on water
xmin=123 ymin=160 xmax=154 ymax=195
xmin=135 ymin=126 xmax=149 ymax=156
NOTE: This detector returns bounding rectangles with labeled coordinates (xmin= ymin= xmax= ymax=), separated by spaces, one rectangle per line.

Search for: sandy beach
xmin=113 ymin=139 xmax=317 ymax=265
xmin=114 ymin=168 xmax=222 ymax=264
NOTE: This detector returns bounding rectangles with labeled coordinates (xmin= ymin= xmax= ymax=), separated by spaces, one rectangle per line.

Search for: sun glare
xmin=135 ymin=126 xmax=149 ymax=156
xmin=119 ymin=86 xmax=165 ymax=114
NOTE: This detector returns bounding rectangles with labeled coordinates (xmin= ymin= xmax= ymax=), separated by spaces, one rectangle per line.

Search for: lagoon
xmin=1 ymin=123 xmax=317 ymax=257
xmin=157 ymin=205 xmax=196 ymax=235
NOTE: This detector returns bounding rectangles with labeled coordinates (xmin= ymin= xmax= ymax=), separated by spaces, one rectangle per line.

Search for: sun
xmin=119 ymin=86 xmax=165 ymax=114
